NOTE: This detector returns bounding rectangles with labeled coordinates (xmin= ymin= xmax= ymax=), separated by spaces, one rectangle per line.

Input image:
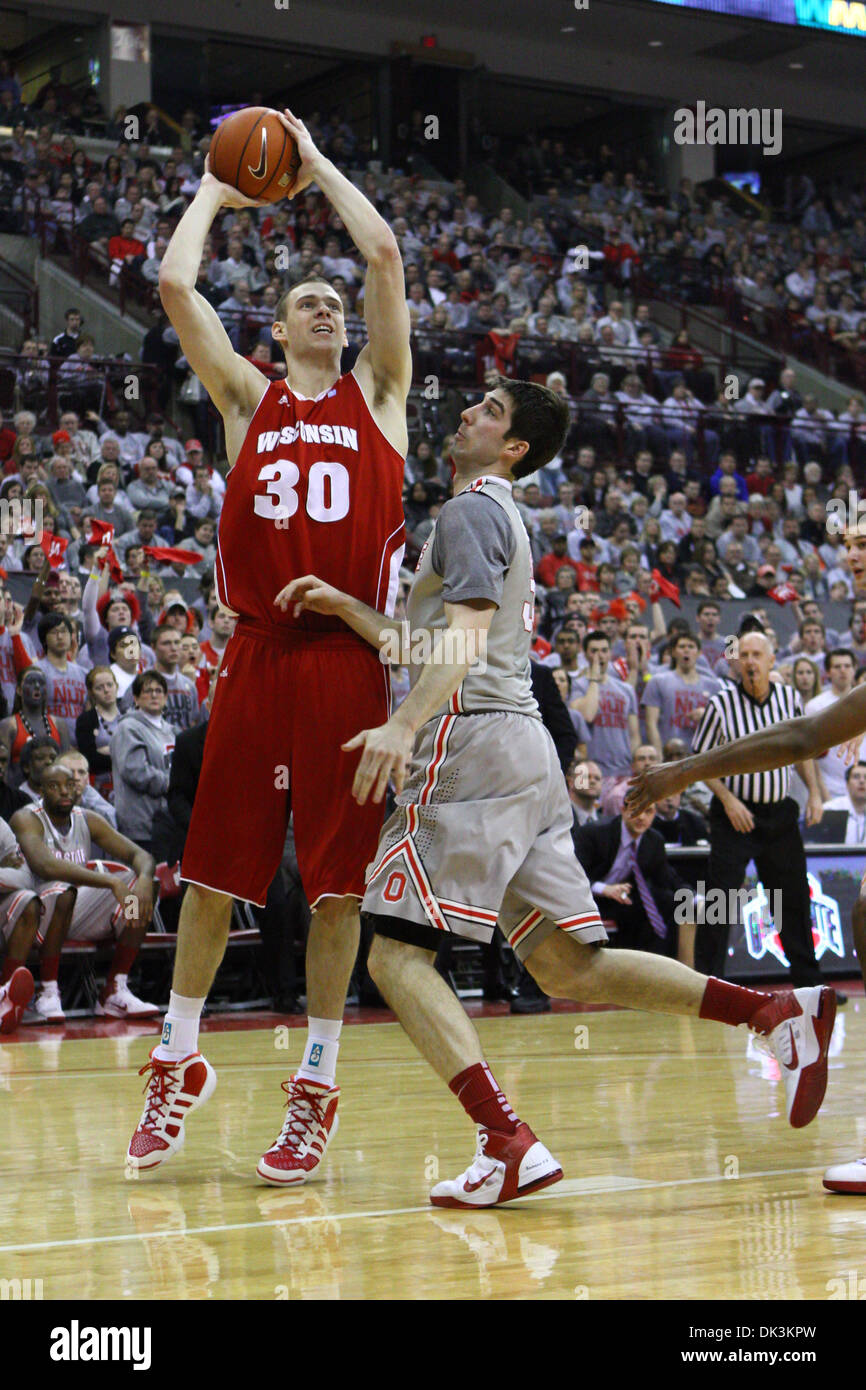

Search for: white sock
xmin=296 ymin=1016 xmax=342 ymax=1087
xmin=154 ymin=992 xmax=205 ymax=1061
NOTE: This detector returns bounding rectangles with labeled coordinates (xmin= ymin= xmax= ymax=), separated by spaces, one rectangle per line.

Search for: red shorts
xmin=181 ymin=619 xmax=390 ymax=908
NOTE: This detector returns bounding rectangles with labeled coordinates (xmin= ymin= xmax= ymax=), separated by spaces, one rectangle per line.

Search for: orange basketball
xmin=209 ymin=106 xmax=301 ymax=202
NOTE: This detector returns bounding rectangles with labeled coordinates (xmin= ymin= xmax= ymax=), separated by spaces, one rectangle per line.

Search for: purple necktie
xmin=626 ymin=841 xmax=668 ymax=939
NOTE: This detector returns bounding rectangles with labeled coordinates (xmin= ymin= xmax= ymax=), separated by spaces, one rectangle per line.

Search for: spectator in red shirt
xmin=0 ymin=411 xmax=15 ymax=463
xmin=745 ymin=455 xmax=775 ymax=496
xmin=603 ymin=230 xmax=640 ymax=280
xmin=108 ymin=219 xmax=145 ymax=284
xmin=664 ymin=329 xmax=704 ymax=373
xmin=244 ymin=342 xmax=286 ymax=379
xmin=536 ymin=535 xmax=581 ymax=589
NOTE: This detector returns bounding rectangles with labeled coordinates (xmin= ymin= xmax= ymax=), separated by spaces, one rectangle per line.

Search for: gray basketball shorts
xmin=362 ymin=710 xmax=607 ymax=961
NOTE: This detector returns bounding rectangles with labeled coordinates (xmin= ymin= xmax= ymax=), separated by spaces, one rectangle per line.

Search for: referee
xmin=690 ymin=624 xmax=824 ymax=985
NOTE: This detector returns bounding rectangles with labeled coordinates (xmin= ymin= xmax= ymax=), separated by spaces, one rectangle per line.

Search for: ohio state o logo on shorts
xmin=384 ymin=871 xmax=407 ymax=903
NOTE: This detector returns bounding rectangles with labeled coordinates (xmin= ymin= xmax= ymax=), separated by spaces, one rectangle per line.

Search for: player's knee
xmin=524 ymin=953 xmax=560 ymax=997
xmin=526 ymin=936 xmax=597 ymax=998
xmin=367 ymin=932 xmax=397 ymax=987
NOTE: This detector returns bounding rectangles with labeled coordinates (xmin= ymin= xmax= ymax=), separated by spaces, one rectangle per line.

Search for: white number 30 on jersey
xmin=253 ymin=459 xmax=350 ymax=524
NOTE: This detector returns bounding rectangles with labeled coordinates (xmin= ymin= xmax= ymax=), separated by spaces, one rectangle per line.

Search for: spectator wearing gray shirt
xmin=170 ymin=518 xmax=217 ymax=581
xmin=570 ymin=629 xmax=640 ymax=787
xmin=659 ymin=493 xmax=692 ymax=545
xmin=716 ymin=513 xmax=762 ymax=566
xmin=185 ymin=464 xmax=223 ymax=523
xmin=110 ymin=670 xmax=175 ymax=852
xmin=126 ymin=457 xmax=173 ymax=516
xmin=47 ymin=454 xmax=88 ymax=513
xmin=35 ymin=614 xmax=88 ymax=730
xmin=642 ymin=633 xmax=722 ymax=754
xmin=150 ymin=625 xmax=199 ymax=733
xmin=91 ymin=478 xmax=135 ymax=537
xmin=114 ymin=510 xmax=162 ymax=564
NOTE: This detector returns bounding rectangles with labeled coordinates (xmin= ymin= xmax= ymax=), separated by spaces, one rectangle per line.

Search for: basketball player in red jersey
xmin=127 ymin=110 xmax=411 ymax=1180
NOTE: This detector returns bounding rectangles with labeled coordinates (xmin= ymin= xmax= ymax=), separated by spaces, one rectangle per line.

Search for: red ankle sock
xmin=449 ymin=1063 xmax=521 ymax=1135
xmin=105 ymin=943 xmax=138 ymax=992
xmin=1 ymin=957 xmax=25 ymax=986
xmin=40 ymin=953 xmax=60 ymax=984
xmin=699 ymin=977 xmax=773 ymax=1029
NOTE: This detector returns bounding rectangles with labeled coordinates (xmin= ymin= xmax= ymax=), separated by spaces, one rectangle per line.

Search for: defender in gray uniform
xmin=279 ymin=376 xmax=834 ymax=1210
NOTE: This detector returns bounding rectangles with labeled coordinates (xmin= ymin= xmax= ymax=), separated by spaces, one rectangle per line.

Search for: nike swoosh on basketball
xmin=247 ymin=129 xmax=268 ymax=180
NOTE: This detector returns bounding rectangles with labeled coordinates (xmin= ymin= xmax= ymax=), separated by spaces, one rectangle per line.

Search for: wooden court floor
xmin=3 ymin=1001 xmax=866 ymax=1301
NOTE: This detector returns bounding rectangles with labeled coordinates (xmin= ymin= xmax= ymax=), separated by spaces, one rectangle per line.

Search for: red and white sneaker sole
xmin=431 ymin=1164 xmax=564 ymax=1210
xmin=823 ymin=1175 xmax=866 ymax=1194
xmin=823 ymin=1156 xmax=866 ymax=1193
xmin=96 ymin=1002 xmax=160 ymax=1018
xmin=789 ymin=986 xmax=836 ymax=1129
xmin=256 ymin=1114 xmax=339 ymax=1186
xmin=0 ymin=967 xmax=34 ymax=1034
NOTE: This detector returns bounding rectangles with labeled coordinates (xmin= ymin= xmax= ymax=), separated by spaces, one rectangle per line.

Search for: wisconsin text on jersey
xmin=256 ymin=423 xmax=360 ymax=452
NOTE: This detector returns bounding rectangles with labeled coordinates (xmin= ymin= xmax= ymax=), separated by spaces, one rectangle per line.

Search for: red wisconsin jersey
xmin=215 ymin=372 xmax=406 ymax=631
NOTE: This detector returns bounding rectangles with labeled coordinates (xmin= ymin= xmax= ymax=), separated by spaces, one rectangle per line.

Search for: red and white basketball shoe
xmin=256 ymin=1075 xmax=340 ymax=1185
xmin=96 ymin=977 xmax=159 ymax=1019
xmin=823 ymin=1157 xmax=866 ymax=1194
xmin=126 ymin=1050 xmax=217 ymax=1172
xmin=430 ymin=1124 xmax=563 ymax=1209
xmin=0 ymin=967 xmax=33 ymax=1034
xmin=751 ymin=985 xmax=836 ymax=1129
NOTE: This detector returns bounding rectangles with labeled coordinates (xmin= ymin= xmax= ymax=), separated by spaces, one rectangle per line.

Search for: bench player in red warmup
xmin=127 ymin=110 xmax=411 ymax=1180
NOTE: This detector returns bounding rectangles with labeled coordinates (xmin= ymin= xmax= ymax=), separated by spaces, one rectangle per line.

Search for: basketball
xmin=208 ymin=106 xmax=301 ymax=202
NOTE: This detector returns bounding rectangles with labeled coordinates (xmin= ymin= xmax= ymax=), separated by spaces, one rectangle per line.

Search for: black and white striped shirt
xmin=691 ymin=681 xmax=803 ymax=804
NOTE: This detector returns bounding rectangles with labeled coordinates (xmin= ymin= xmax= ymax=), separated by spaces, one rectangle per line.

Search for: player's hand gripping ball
xmin=208 ymin=107 xmax=301 ymax=201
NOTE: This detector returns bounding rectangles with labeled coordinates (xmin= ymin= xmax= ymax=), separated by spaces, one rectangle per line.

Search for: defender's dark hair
xmin=486 ymin=375 xmax=570 ymax=479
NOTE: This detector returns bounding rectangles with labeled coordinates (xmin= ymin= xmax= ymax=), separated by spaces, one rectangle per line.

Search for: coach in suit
xmin=574 ymin=805 xmax=693 ymax=964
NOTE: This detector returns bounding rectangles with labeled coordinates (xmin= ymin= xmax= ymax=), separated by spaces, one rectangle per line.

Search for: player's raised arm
xmin=158 ymin=167 xmax=270 ymax=418
xmin=277 ymin=110 xmax=412 ymax=410
xmin=626 ymin=682 xmax=866 ymax=813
